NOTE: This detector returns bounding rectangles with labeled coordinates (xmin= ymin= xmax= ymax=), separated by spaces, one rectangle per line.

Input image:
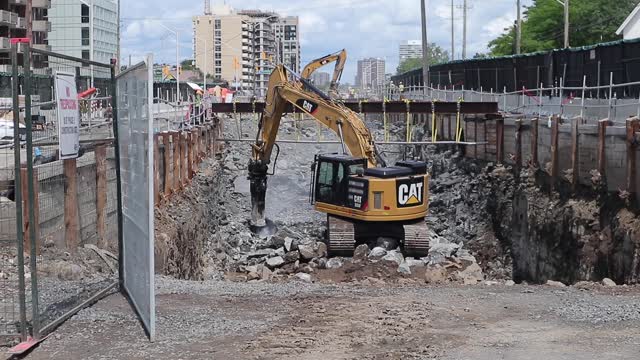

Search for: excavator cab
xmin=310 ymin=154 xmax=367 ymax=208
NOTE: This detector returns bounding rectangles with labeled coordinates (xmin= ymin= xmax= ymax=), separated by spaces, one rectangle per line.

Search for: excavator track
xmin=327 ymin=215 xmax=355 ymax=256
xmin=403 ymin=222 xmax=430 ymax=257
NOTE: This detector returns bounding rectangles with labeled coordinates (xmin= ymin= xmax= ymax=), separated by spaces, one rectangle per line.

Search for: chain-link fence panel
xmin=13 ymin=46 xmax=120 ymax=341
xmin=0 ymin=44 xmax=28 ymax=347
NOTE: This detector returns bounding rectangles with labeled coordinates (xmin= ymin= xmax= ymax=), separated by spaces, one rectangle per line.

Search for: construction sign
xmin=54 ymin=71 xmax=80 ymax=159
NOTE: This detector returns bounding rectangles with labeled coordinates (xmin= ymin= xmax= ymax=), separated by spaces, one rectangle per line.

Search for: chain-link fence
xmin=1 ymin=43 xmax=120 ymax=348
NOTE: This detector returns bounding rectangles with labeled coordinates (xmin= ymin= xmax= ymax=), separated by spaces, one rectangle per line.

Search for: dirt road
xmin=24 ymin=278 xmax=640 ymax=359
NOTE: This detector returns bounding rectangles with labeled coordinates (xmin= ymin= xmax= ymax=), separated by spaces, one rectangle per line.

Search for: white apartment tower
xmin=356 ymin=58 xmax=385 ymax=89
xmin=399 ymin=40 xmax=422 ymax=63
xmin=48 ymin=0 xmax=119 ymax=65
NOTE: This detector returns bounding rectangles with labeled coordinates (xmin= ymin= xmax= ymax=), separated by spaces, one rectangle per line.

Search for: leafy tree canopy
xmin=396 ymin=43 xmax=449 ymax=74
xmin=489 ymin=0 xmax=638 ymax=56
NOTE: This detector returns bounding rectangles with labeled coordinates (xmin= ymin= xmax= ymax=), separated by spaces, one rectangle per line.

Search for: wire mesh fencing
xmin=0 ymin=44 xmax=121 ymax=345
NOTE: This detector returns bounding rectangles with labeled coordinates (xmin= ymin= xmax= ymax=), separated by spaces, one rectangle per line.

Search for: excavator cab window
xmin=314 ymin=157 xmax=367 ymax=206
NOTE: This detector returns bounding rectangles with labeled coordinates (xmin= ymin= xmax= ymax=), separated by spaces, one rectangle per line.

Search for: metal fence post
xmin=11 ymin=39 xmax=28 ymax=343
xmin=110 ymin=59 xmax=124 ymax=286
xmin=608 ymin=72 xmax=614 ymax=121
xmin=23 ymin=42 xmax=41 ymax=339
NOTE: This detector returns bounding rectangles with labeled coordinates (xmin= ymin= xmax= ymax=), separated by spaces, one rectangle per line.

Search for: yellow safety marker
xmin=431 ymin=101 xmax=438 ymax=143
xmin=455 ymin=98 xmax=464 ymax=143
xmin=383 ymin=98 xmax=389 ymax=143
xmin=404 ymin=99 xmax=412 ymax=142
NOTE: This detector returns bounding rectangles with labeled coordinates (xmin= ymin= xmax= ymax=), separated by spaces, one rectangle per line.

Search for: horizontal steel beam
xmin=210 ymin=101 xmax=499 ymax=114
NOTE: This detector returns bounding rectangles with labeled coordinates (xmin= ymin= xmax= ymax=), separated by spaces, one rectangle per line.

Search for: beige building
xmin=193 ymin=3 xmax=300 ymax=97
xmin=193 ymin=4 xmax=254 ymax=90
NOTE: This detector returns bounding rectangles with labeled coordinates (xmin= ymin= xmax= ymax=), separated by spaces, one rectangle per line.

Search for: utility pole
xmin=564 ymin=0 xmax=569 ymax=48
xmin=462 ymin=0 xmax=467 ymax=59
xmin=516 ymin=0 xmax=521 ymax=54
xmin=421 ymin=0 xmax=430 ymax=92
xmin=450 ymin=0 xmax=455 ymax=61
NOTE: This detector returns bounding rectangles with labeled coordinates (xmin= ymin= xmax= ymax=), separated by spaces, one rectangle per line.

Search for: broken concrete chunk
xmin=545 ymin=280 xmax=566 ymax=288
xmin=326 ymin=258 xmax=344 ymax=269
xmin=353 ymin=244 xmax=370 ymax=262
xmin=283 ymin=251 xmax=300 ymax=264
xmin=298 ymin=244 xmax=316 ymax=260
xmin=294 ymin=272 xmax=312 ymax=283
xmin=265 ymin=256 xmax=285 ymax=268
xmin=284 ymin=237 xmax=294 ymax=252
xmin=397 ymin=261 xmax=412 ymax=275
xmin=601 ymin=278 xmax=617 ymax=287
xmin=368 ymin=247 xmax=387 ymax=259
xmin=315 ymin=242 xmax=328 ymax=258
xmin=382 ymin=250 xmax=404 ymax=266
xmin=424 ymin=265 xmax=448 ymax=284
xmin=457 ymin=263 xmax=484 ymax=285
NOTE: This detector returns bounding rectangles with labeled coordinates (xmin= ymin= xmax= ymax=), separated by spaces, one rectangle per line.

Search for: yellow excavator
xmin=248 ymin=62 xmax=430 ymax=256
xmin=300 ymin=49 xmax=347 ymax=98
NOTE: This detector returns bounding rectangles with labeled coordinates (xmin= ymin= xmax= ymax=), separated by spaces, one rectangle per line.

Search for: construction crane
xmin=300 ymin=49 xmax=347 ymax=99
xmin=248 ymin=63 xmax=430 ymax=256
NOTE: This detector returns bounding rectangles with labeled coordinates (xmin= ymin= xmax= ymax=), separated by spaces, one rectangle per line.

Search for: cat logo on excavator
xmin=397 ymin=178 xmax=424 ymax=207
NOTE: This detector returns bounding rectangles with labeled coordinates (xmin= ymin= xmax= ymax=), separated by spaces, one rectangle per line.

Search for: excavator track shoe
xmin=327 ymin=215 xmax=355 ymax=256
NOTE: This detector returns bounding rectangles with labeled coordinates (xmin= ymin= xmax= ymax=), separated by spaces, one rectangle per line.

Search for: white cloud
xmin=121 ymin=0 xmax=533 ymax=82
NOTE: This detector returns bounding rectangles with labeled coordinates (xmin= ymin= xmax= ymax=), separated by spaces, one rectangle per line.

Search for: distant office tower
xmin=355 ymin=58 xmax=385 ymax=89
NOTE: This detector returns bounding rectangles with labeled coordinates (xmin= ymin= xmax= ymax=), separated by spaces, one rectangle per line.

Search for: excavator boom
xmin=301 ymin=49 xmax=347 ymax=96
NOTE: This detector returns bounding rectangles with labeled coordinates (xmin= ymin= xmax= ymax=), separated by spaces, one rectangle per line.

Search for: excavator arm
xmin=248 ymin=64 xmax=379 ymax=233
xmin=301 ymin=49 xmax=347 ymax=97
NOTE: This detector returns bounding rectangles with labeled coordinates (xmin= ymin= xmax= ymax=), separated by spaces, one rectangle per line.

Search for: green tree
xmin=396 ymin=43 xmax=449 ymax=74
xmin=488 ymin=0 xmax=638 ymax=56
xmin=181 ymin=59 xmax=195 ymax=70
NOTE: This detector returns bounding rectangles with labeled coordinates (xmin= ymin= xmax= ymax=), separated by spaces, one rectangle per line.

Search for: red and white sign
xmin=54 ymin=71 xmax=80 ymax=159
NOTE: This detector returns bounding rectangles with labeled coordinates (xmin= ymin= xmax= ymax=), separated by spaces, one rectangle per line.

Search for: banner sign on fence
xmin=54 ymin=71 xmax=80 ymax=159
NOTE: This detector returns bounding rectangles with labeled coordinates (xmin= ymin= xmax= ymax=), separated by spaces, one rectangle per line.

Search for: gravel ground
xmin=20 ymin=278 xmax=640 ymax=359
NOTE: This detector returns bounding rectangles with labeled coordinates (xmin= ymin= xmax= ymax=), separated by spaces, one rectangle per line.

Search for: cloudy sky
xmin=121 ymin=0 xmax=533 ymax=84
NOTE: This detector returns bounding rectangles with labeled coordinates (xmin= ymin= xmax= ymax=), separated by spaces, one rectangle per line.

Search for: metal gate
xmin=116 ymin=54 xmax=156 ymax=340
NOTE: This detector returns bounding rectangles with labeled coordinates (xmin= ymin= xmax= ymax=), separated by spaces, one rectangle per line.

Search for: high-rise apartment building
xmin=48 ymin=0 xmax=119 ymax=66
xmin=193 ymin=3 xmax=300 ymax=98
xmin=399 ymin=40 xmax=422 ymax=63
xmin=310 ymin=71 xmax=330 ymax=87
xmin=274 ymin=16 xmax=299 ymax=73
xmin=0 ymin=0 xmax=52 ymax=69
xmin=355 ymin=58 xmax=385 ymax=89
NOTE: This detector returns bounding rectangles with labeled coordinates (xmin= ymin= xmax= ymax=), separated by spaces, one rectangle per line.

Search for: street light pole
xmin=516 ymin=0 xmax=521 ymax=54
xmin=564 ymin=0 xmax=569 ymax=48
xmin=554 ymin=0 xmax=569 ymax=48
xmin=160 ymin=23 xmax=180 ymax=104
xmin=420 ymin=0 xmax=429 ymax=95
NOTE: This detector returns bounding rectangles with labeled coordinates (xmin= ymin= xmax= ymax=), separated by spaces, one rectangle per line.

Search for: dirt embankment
xmin=481 ymin=163 xmax=640 ymax=285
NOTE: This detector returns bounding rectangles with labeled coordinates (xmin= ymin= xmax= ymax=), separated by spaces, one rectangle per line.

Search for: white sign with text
xmin=54 ymin=71 xmax=80 ymax=159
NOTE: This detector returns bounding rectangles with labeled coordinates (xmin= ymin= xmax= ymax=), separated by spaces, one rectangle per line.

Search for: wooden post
xmin=195 ymin=128 xmax=201 ymax=162
xmin=447 ymin=115 xmax=452 ymax=140
xmin=21 ymin=167 xmax=40 ymax=255
xmin=570 ymin=117 xmax=580 ymax=192
xmin=172 ymin=131 xmax=181 ymax=191
xmin=531 ymin=118 xmax=539 ymax=167
xmin=550 ymin=116 xmax=559 ymax=190
xmin=95 ymin=145 xmax=107 ymax=249
xmin=496 ymin=118 xmax=504 ymax=164
xmin=163 ymin=133 xmax=172 ymax=195
xmin=626 ymin=117 xmax=639 ymax=197
xmin=597 ymin=119 xmax=608 ymax=177
xmin=515 ymin=119 xmax=523 ymax=170
xmin=188 ymin=131 xmax=194 ymax=180
xmin=64 ymin=159 xmax=79 ymax=253
xmin=153 ymin=135 xmax=160 ymax=204
xmin=180 ymin=132 xmax=187 ymax=186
